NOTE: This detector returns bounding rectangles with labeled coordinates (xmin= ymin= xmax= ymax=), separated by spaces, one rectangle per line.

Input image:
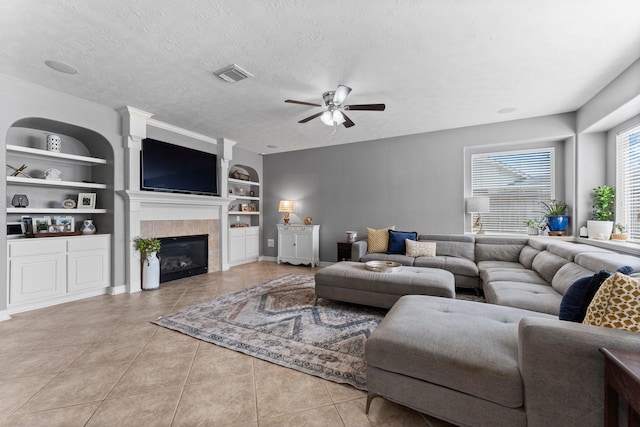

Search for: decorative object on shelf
xmin=229 ymin=188 xmax=233 ymax=195
xmin=248 ymin=203 xmax=257 ymax=212
xmin=230 ymin=222 xmax=250 ymax=228
xmin=466 ymin=197 xmax=491 ymax=234
xmin=11 ymin=194 xmax=29 ymax=208
xmin=62 ymin=198 xmax=76 ymax=209
xmin=587 ymin=185 xmax=615 ymax=239
xmin=80 ymin=219 xmax=96 ymax=234
xmin=134 ymin=237 xmax=161 ymax=291
xmin=249 ymin=190 xmax=255 ymax=197
xmin=228 ymin=202 xmax=239 ymax=211
xmin=241 ymin=203 xmax=249 ymax=212
xmin=230 ymin=169 xmax=250 ymax=181
xmin=278 ymin=200 xmax=295 ymax=224
xmin=346 ymin=231 xmax=358 ymax=242
xmin=239 ymin=187 xmax=245 ymax=196
xmin=304 ymin=216 xmax=313 ymax=225
xmin=32 ymin=216 xmax=52 ymax=233
xmin=542 ymin=200 xmax=568 ymax=236
xmin=579 ymin=226 xmax=588 ymax=237
xmin=7 ymin=163 xmax=31 ymax=178
xmin=54 ymin=216 xmax=75 ymax=232
xmin=78 ymin=192 xmax=96 ymax=209
xmin=46 ymin=134 xmax=62 ymax=152
xmin=44 ymin=168 xmax=62 ymax=181
xmin=611 ymin=223 xmax=629 ymax=241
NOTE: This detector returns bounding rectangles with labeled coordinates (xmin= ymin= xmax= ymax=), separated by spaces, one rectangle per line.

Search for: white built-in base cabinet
xmin=229 ymin=226 xmax=259 ymax=265
xmin=7 ymin=234 xmax=111 ymax=313
xmin=277 ymin=224 xmax=320 ymax=267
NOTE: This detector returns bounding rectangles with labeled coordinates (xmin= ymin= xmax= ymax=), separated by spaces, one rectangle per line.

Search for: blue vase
xmin=547 ymin=215 xmax=568 ymax=232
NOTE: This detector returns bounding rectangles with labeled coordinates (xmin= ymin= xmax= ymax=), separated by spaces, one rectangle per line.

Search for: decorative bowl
xmin=365 ymin=260 xmax=402 ymax=273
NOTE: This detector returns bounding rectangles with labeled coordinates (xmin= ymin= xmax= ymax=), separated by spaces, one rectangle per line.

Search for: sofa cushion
xmin=527 ymin=239 xmax=549 ymax=251
xmin=583 ymin=272 xmax=640 ymax=332
xmin=559 ymin=270 xmax=611 ymax=322
xmin=367 ymin=226 xmax=395 ymax=253
xmin=475 ymin=236 xmax=528 ymax=263
xmin=481 ymin=269 xmax=547 ymax=286
xmin=519 ymin=246 xmax=541 ymax=269
xmin=477 ymin=260 xmax=525 ymax=272
xmin=575 ymin=252 xmax=640 ymax=274
xmin=405 ymin=240 xmax=436 ymax=257
xmin=387 ymin=230 xmax=417 ymax=255
xmin=484 ymin=281 xmax=562 ymax=315
xmin=417 ymin=234 xmax=475 ymax=261
xmin=547 ymin=242 xmax=611 ymax=262
xmin=360 ymin=252 xmax=415 ymax=266
xmin=366 ymin=296 xmax=553 ymax=408
xmin=532 ymin=251 xmax=570 ymax=284
xmin=414 ymin=256 xmax=479 ymax=277
xmin=551 ymin=262 xmax=597 ymax=295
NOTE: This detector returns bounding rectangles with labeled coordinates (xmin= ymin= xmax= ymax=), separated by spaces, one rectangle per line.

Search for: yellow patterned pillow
xmin=406 ymin=240 xmax=436 ymax=257
xmin=367 ymin=226 xmax=395 ymax=253
xmin=583 ymin=272 xmax=640 ymax=332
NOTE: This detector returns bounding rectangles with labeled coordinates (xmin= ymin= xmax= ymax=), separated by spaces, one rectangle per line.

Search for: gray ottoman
xmin=314 ymin=261 xmax=455 ymax=308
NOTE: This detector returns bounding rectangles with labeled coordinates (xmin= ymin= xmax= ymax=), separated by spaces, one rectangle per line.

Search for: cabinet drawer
xmin=68 ymin=235 xmax=110 ymax=252
xmin=9 ymin=239 xmax=66 ymax=257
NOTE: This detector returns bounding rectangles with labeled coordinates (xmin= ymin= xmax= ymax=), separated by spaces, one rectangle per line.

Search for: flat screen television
xmin=141 ymin=138 xmax=218 ymax=196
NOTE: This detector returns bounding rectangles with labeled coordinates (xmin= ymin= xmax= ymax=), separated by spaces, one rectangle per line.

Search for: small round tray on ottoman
xmin=365 ymin=260 xmax=402 ymax=273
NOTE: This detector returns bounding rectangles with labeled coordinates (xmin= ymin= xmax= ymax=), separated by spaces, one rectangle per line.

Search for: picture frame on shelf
xmin=54 ymin=216 xmax=75 ymax=232
xmin=248 ymin=203 xmax=257 ymax=212
xmin=241 ymin=203 xmax=249 ymax=212
xmin=78 ymin=192 xmax=96 ymax=209
xmin=249 ymin=190 xmax=255 ymax=197
xmin=32 ymin=216 xmax=52 ymax=233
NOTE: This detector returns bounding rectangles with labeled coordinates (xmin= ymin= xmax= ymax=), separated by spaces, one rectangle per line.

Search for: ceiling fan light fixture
xmin=320 ymin=111 xmax=334 ymax=126
xmin=332 ymin=110 xmax=345 ymax=125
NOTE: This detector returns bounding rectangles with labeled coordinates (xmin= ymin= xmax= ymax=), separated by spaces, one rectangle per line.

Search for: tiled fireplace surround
xmin=140 ymin=219 xmax=220 ymax=273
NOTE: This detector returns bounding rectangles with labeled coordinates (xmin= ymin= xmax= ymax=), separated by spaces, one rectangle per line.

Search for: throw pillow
xmin=367 ymin=226 xmax=395 ymax=253
xmin=387 ymin=230 xmax=418 ymax=254
xmin=583 ymin=272 xmax=640 ymax=332
xmin=558 ymin=270 xmax=612 ymax=322
xmin=406 ymin=240 xmax=436 ymax=257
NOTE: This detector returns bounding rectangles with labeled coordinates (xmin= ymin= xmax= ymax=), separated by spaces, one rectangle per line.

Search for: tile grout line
xmin=169 ymin=339 xmax=201 ymax=425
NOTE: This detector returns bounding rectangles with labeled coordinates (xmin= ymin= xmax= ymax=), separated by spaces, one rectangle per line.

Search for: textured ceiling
xmin=2 ymin=1 xmax=640 ymax=154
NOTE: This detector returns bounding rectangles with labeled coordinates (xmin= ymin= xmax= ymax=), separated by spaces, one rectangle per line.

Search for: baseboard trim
xmin=107 ymin=285 xmax=127 ymax=295
xmin=0 ymin=310 xmax=11 ymax=322
xmin=8 ymin=287 xmax=110 ymax=315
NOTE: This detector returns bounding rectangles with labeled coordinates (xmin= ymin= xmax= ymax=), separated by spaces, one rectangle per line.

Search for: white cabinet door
xmin=9 ymin=253 xmax=66 ymax=304
xmin=279 ymin=231 xmax=297 ymax=259
xmin=229 ymin=226 xmax=259 ymax=265
xmin=229 ymin=232 xmax=247 ymax=263
xmin=294 ymin=232 xmax=313 ymax=260
xmin=68 ymin=249 xmax=110 ymax=292
xmin=245 ymin=228 xmax=259 ymax=259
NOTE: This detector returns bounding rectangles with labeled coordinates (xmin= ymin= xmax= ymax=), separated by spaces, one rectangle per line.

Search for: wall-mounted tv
xmin=141 ymin=138 xmax=218 ymax=196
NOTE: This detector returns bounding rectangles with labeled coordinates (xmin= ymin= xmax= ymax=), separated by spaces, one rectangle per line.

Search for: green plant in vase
xmin=541 ymin=200 xmax=568 ymax=235
xmin=133 ymin=237 xmax=161 ymax=256
xmin=587 ymin=186 xmax=615 ymax=239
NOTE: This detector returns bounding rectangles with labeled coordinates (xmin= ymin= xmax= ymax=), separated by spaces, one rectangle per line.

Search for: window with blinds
xmin=471 ymin=148 xmax=554 ymax=233
xmin=616 ymin=123 xmax=640 ymax=241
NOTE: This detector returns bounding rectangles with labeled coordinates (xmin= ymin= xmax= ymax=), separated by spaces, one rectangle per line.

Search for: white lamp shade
xmin=466 ymin=197 xmax=490 ymax=213
xmin=278 ymin=200 xmax=295 ymax=213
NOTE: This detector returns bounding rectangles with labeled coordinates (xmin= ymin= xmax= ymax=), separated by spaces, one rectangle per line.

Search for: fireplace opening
xmin=158 ymin=234 xmax=208 ymax=283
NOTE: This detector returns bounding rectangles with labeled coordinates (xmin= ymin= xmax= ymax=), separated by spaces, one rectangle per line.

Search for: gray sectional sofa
xmin=349 ymin=234 xmax=640 ymax=426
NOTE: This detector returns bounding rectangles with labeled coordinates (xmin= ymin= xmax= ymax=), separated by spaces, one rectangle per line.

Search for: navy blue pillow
xmin=559 ymin=266 xmax=633 ymax=322
xmin=387 ymin=230 xmax=418 ymax=254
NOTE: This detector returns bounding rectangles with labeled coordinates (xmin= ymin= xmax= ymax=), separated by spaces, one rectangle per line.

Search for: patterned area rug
xmin=153 ymin=273 xmax=387 ymax=390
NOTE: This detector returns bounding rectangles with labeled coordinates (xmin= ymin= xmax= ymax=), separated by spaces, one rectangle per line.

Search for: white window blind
xmin=616 ymin=123 xmax=640 ymax=241
xmin=471 ymin=149 xmax=554 ymax=233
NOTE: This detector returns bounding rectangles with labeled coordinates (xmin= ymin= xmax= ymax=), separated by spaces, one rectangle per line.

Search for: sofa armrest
xmin=351 ymin=240 xmax=368 ymax=261
xmin=518 ymin=317 xmax=640 ymax=427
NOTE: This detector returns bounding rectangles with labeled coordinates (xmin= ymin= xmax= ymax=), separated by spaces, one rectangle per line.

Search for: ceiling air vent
xmin=213 ymin=64 xmax=253 ymax=83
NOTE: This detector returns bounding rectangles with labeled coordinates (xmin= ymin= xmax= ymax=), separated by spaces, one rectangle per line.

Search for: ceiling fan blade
xmin=344 ymin=103 xmax=386 ymax=111
xmin=342 ymin=113 xmax=355 ymax=128
xmin=298 ymin=111 xmax=324 ymax=123
xmin=333 ymin=85 xmax=352 ymax=105
xmin=285 ymin=99 xmax=323 ymax=107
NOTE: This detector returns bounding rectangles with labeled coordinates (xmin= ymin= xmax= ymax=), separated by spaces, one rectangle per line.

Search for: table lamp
xmin=466 ymin=197 xmax=491 ymax=234
xmin=278 ymin=200 xmax=295 ymax=224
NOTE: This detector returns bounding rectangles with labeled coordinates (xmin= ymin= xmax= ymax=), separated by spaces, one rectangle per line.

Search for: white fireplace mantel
xmin=119 ymin=190 xmax=234 ymax=293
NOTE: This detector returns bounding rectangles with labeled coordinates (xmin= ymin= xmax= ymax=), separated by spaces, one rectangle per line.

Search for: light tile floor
xmin=0 ymin=262 xmax=456 ymax=427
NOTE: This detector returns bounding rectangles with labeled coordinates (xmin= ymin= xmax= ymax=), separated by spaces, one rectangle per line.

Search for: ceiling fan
xmin=285 ymin=85 xmax=385 ymax=129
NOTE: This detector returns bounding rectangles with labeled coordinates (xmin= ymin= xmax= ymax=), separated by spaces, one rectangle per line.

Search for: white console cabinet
xmin=229 ymin=226 xmax=259 ymax=265
xmin=8 ymin=234 xmax=111 ymax=313
xmin=277 ymin=224 xmax=320 ymax=267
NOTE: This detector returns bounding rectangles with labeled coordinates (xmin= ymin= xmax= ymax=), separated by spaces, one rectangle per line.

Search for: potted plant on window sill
xmin=134 ymin=237 xmax=161 ymax=290
xmin=524 ymin=218 xmax=546 ymax=236
xmin=611 ymin=223 xmax=628 ymax=241
xmin=542 ymin=200 xmax=568 ymax=236
xmin=587 ymin=185 xmax=615 ymax=240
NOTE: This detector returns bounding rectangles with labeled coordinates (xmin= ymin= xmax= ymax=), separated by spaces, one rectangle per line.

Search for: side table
xmin=600 ymin=347 xmax=640 ymax=427
xmin=337 ymin=241 xmax=353 ymax=261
